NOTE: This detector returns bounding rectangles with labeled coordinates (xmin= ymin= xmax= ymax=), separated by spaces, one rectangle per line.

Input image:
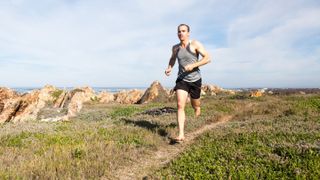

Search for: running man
xmin=165 ymin=24 xmax=211 ymax=142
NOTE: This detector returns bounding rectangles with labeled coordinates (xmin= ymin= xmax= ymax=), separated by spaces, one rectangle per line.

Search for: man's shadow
xmin=121 ymin=118 xmax=176 ymax=137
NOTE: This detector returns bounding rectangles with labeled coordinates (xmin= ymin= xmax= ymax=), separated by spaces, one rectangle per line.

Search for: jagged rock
xmin=224 ymin=89 xmax=236 ymax=95
xmin=11 ymin=85 xmax=58 ymax=122
xmin=0 ymin=87 xmax=19 ymax=101
xmin=65 ymin=87 xmax=96 ymax=117
xmin=98 ymin=91 xmax=115 ymax=103
xmin=67 ymin=92 xmax=85 ymax=117
xmin=114 ymin=89 xmax=144 ymax=104
xmin=202 ymin=84 xmax=237 ymax=95
xmin=137 ymin=81 xmax=169 ymax=104
xmin=34 ymin=86 xmax=96 ymax=121
xmin=0 ymin=98 xmax=22 ymax=123
xmin=201 ymin=84 xmax=220 ymax=95
xmin=0 ymin=88 xmax=20 ymax=122
xmin=0 ymin=85 xmax=100 ymax=123
xmin=53 ymin=91 xmax=68 ymax=108
xmin=250 ymin=90 xmax=263 ymax=97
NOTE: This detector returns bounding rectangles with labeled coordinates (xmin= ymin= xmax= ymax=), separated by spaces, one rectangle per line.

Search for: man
xmin=165 ymin=24 xmax=211 ymax=142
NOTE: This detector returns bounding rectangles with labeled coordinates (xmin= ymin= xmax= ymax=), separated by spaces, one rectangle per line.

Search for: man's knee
xmin=191 ymin=99 xmax=200 ymax=108
xmin=177 ymin=101 xmax=186 ymax=109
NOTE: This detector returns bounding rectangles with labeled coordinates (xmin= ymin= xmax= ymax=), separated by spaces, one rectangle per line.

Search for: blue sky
xmin=0 ymin=0 xmax=319 ymax=88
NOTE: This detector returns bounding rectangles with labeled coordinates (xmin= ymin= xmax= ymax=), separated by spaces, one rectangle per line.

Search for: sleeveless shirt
xmin=177 ymin=41 xmax=201 ymax=82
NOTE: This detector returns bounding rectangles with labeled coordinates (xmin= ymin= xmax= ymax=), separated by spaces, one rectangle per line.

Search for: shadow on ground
xmin=122 ymin=118 xmax=176 ymax=137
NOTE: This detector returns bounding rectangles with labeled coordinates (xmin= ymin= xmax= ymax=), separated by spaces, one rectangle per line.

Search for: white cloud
xmin=206 ymin=1 xmax=320 ymax=88
xmin=0 ymin=0 xmax=319 ymax=88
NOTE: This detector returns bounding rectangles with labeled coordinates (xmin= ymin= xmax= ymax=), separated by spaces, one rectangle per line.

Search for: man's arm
xmin=165 ymin=45 xmax=178 ymax=76
xmin=184 ymin=40 xmax=211 ymax=72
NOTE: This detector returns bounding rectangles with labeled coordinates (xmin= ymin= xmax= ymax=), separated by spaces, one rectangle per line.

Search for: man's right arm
xmin=165 ymin=45 xmax=178 ymax=76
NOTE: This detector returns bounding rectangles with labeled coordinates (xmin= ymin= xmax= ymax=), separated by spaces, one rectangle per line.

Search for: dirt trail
xmin=114 ymin=115 xmax=233 ymax=180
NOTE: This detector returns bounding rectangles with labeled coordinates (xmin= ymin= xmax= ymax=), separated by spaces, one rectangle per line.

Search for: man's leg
xmin=191 ymin=98 xmax=201 ymax=117
xmin=176 ymin=89 xmax=189 ymax=139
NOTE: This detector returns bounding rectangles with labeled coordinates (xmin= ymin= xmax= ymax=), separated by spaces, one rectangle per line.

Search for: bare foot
xmin=174 ymin=136 xmax=185 ymax=142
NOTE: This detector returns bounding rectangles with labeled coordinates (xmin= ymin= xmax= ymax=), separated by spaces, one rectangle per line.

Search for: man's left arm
xmin=184 ymin=40 xmax=211 ymax=72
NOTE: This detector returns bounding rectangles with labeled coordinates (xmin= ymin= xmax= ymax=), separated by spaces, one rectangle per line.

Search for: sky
xmin=0 ymin=0 xmax=319 ymax=88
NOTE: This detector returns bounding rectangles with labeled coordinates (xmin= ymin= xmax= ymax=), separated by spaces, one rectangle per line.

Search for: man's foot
xmin=173 ymin=136 xmax=185 ymax=142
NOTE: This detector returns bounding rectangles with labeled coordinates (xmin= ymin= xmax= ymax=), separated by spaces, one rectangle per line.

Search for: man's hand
xmin=184 ymin=64 xmax=194 ymax=72
xmin=165 ymin=67 xmax=172 ymax=76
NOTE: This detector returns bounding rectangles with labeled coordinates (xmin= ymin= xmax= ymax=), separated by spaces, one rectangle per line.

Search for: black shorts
xmin=174 ymin=78 xmax=202 ymax=99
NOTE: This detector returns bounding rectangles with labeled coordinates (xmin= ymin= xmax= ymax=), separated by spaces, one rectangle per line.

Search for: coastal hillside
xmin=0 ymin=83 xmax=319 ymax=179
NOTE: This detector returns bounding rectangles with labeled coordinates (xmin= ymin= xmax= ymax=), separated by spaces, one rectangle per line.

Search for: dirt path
xmin=114 ymin=115 xmax=233 ymax=179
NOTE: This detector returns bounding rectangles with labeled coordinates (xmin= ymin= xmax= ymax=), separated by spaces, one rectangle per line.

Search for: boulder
xmin=65 ymin=87 xmax=96 ymax=117
xmin=0 ymin=87 xmax=19 ymax=100
xmin=38 ymin=86 xmax=96 ymax=120
xmin=67 ymin=92 xmax=85 ymax=117
xmin=250 ymin=90 xmax=263 ymax=97
xmin=11 ymin=85 xmax=58 ymax=122
xmin=0 ymin=98 xmax=22 ymax=123
xmin=98 ymin=91 xmax=115 ymax=103
xmin=0 ymin=87 xmax=20 ymax=122
xmin=137 ymin=81 xmax=169 ymax=104
xmin=53 ymin=91 xmax=68 ymax=108
xmin=201 ymin=84 xmax=220 ymax=95
xmin=114 ymin=89 xmax=144 ymax=104
xmin=202 ymin=84 xmax=237 ymax=95
xmin=0 ymin=85 xmax=99 ymax=123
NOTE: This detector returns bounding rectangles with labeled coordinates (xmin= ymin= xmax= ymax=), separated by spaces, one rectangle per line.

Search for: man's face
xmin=177 ymin=25 xmax=189 ymax=41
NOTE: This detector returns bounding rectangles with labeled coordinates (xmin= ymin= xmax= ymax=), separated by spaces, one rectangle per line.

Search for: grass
xmin=157 ymin=94 xmax=320 ymax=179
xmin=0 ymin=93 xmax=319 ymax=179
xmin=51 ymin=89 xmax=64 ymax=100
xmin=0 ymin=119 xmax=162 ymax=179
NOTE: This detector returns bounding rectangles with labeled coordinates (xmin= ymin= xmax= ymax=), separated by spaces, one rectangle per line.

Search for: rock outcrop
xmin=0 ymin=87 xmax=20 ymax=123
xmin=11 ymin=85 xmax=58 ymax=122
xmin=66 ymin=87 xmax=96 ymax=117
xmin=201 ymin=84 xmax=236 ymax=95
xmin=1 ymin=82 xmax=233 ymax=124
xmin=250 ymin=90 xmax=264 ymax=97
xmin=115 ymin=89 xmax=144 ymax=104
xmin=0 ymin=85 xmax=98 ymax=123
xmin=137 ymin=81 xmax=169 ymax=104
xmin=98 ymin=91 xmax=115 ymax=103
xmin=0 ymin=87 xmax=19 ymax=100
xmin=0 ymin=98 xmax=21 ymax=123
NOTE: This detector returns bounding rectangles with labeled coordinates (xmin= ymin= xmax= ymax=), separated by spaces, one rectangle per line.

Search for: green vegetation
xmin=0 ymin=93 xmax=319 ymax=179
xmin=90 ymin=96 xmax=101 ymax=102
xmin=158 ymin=95 xmax=320 ymax=179
xmin=51 ymin=89 xmax=64 ymax=100
xmin=110 ymin=106 xmax=140 ymax=118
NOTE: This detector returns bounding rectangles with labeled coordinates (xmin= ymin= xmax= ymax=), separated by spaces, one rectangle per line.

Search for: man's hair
xmin=178 ymin=24 xmax=190 ymax=32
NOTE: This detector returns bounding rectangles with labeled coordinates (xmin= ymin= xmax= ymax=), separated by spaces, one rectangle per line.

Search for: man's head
xmin=177 ymin=24 xmax=190 ymax=41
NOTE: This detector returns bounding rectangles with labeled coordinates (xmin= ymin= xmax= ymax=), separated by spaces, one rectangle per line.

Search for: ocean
xmin=11 ymin=87 xmax=148 ymax=94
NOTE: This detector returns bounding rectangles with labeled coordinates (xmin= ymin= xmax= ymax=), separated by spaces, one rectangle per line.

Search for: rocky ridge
xmin=0 ymin=81 xmax=238 ymax=123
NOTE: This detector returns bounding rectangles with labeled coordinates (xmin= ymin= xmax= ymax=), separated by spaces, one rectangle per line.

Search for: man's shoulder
xmin=172 ymin=43 xmax=180 ymax=48
xmin=172 ymin=43 xmax=180 ymax=51
xmin=190 ymin=40 xmax=205 ymax=50
xmin=190 ymin=39 xmax=201 ymax=46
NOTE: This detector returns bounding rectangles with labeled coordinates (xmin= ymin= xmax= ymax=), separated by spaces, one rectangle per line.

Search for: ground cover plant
xmin=0 ymin=93 xmax=319 ymax=179
xmin=158 ymin=94 xmax=320 ymax=179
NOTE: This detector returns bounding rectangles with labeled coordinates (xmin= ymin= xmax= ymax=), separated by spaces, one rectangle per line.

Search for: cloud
xmin=206 ymin=1 xmax=320 ymax=88
xmin=0 ymin=0 xmax=319 ymax=88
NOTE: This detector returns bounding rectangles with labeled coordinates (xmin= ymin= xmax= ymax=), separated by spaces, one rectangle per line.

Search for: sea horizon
xmin=6 ymin=86 xmax=320 ymax=94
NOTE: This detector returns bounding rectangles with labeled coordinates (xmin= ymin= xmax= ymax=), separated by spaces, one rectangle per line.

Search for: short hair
xmin=178 ymin=24 xmax=190 ymax=32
